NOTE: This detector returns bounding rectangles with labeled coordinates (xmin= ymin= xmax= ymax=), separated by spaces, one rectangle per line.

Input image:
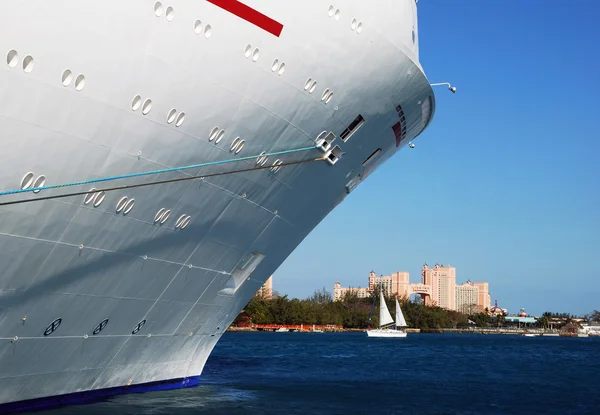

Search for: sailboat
xmin=366 ymin=292 xmax=408 ymax=338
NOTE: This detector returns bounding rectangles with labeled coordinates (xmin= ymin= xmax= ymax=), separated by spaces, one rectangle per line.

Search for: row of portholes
xmin=327 ymin=6 xmax=341 ymax=20
xmin=351 ymin=18 xmax=364 ymax=34
xmin=304 ymin=78 xmax=318 ymax=94
xmin=271 ymin=160 xmax=283 ymax=174
xmin=154 ymin=208 xmax=191 ymax=229
xmin=132 ymin=95 xmax=153 ymax=115
xmin=154 ymin=1 xmax=174 ymax=21
xmin=257 ymin=153 xmax=284 ymax=174
xmin=20 ymin=172 xmax=46 ymax=193
xmin=6 ymin=51 xmax=88 ymax=90
xmin=244 ymin=45 xmax=260 ymax=62
xmin=209 ymin=126 xmax=245 ymax=155
xmin=42 ymin=317 xmax=148 ymax=337
xmin=208 ymin=126 xmax=225 ymax=144
xmin=230 ymin=137 xmax=246 ymax=154
xmin=61 ymin=69 xmax=86 ymax=91
xmin=321 ymin=88 xmax=334 ymax=104
xmin=194 ymin=19 xmax=213 ymax=39
xmin=167 ymin=108 xmax=186 ymax=127
xmin=83 ymin=188 xmax=106 ymax=208
xmin=256 ymin=151 xmax=269 ymax=167
xmin=6 ymin=50 xmax=34 ymax=73
xmin=270 ymin=59 xmax=286 ymax=76
xmin=327 ymin=6 xmax=363 ymax=33
xmin=116 ymin=196 xmax=135 ymax=215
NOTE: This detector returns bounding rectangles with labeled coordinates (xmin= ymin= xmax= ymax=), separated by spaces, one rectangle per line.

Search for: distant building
xmin=333 ymin=282 xmax=369 ymax=301
xmin=489 ymin=300 xmax=508 ymax=316
xmin=334 ymin=265 xmax=492 ymax=313
xmin=255 ymin=276 xmax=273 ymax=300
xmin=422 ymin=264 xmax=456 ymax=310
xmin=368 ymin=271 xmax=410 ymax=298
xmin=455 ymin=280 xmax=479 ymax=314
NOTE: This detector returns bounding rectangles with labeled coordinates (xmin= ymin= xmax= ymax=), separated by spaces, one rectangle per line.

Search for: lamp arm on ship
xmin=430 ymin=82 xmax=457 ymax=93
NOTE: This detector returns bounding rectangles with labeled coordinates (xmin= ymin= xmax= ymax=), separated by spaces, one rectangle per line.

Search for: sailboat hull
xmin=366 ymin=329 xmax=408 ymax=338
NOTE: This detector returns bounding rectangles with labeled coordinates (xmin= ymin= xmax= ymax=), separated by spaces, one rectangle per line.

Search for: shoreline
xmin=226 ymin=326 xmax=595 ymax=337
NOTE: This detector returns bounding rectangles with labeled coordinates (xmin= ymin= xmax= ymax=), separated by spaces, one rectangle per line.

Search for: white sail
xmin=379 ymin=291 xmax=394 ymax=327
xmin=395 ymin=298 xmax=408 ymax=327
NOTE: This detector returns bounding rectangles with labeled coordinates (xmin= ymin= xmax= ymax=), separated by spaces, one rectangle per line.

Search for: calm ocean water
xmin=45 ymin=332 xmax=599 ymax=415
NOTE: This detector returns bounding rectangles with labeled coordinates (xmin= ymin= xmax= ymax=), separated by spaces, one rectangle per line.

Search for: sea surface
xmin=45 ymin=332 xmax=599 ymax=415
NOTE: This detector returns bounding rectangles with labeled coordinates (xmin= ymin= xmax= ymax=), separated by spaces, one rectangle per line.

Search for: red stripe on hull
xmin=207 ymin=0 xmax=284 ymax=37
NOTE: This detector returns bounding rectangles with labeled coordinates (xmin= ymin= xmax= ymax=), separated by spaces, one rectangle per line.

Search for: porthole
xmin=175 ymin=214 xmax=187 ymax=228
xmin=175 ymin=112 xmax=185 ymax=127
xmin=244 ymin=45 xmax=252 ymax=58
xmin=62 ymin=69 xmax=73 ymax=87
xmin=194 ymin=20 xmax=202 ymax=34
xmin=256 ymin=151 xmax=267 ymax=165
xmin=116 ymin=196 xmax=128 ymax=213
xmin=75 ymin=74 xmax=86 ymax=91
xmin=328 ymin=6 xmax=335 ymax=17
xmin=321 ymin=88 xmax=330 ymax=101
xmin=181 ymin=216 xmax=191 ymax=229
xmin=84 ymin=188 xmax=97 ymax=205
xmin=93 ymin=318 xmax=109 ymax=335
xmin=351 ymin=18 xmax=357 ymax=30
xmin=20 ymin=172 xmax=35 ymax=190
xmin=44 ymin=318 xmax=62 ymax=336
xmin=271 ymin=159 xmax=283 ymax=173
xmin=304 ymin=78 xmax=312 ymax=91
xmin=230 ymin=137 xmax=240 ymax=151
xmin=166 ymin=6 xmax=174 ymax=21
xmin=252 ymin=48 xmax=260 ymax=62
xmin=167 ymin=108 xmax=177 ymax=124
xmin=154 ymin=1 xmax=163 ymax=17
xmin=22 ymin=55 xmax=34 ymax=73
xmin=334 ymin=9 xmax=340 ymax=20
xmin=278 ymin=63 xmax=286 ymax=76
xmin=32 ymin=175 xmax=46 ymax=193
xmin=357 ymin=22 xmax=363 ymax=34
xmin=132 ymin=319 xmax=146 ymax=335
xmin=132 ymin=95 xmax=142 ymax=111
xmin=271 ymin=59 xmax=279 ymax=72
xmin=204 ymin=24 xmax=212 ymax=38
xmin=123 ymin=198 xmax=135 ymax=215
xmin=7 ymin=50 xmax=18 ymax=68
xmin=160 ymin=209 xmax=171 ymax=224
xmin=309 ymin=81 xmax=317 ymax=94
xmin=142 ymin=99 xmax=152 ymax=115
xmin=209 ymin=126 xmax=219 ymax=141
xmin=326 ymin=92 xmax=334 ymax=104
xmin=215 ymin=130 xmax=225 ymax=144
xmin=235 ymin=140 xmax=245 ymax=154
xmin=154 ymin=208 xmax=166 ymax=223
xmin=93 ymin=191 xmax=106 ymax=207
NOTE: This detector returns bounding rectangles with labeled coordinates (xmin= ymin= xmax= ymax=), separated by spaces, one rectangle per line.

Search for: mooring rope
xmin=0 ymin=157 xmax=326 ymax=207
xmin=0 ymin=145 xmax=318 ymax=197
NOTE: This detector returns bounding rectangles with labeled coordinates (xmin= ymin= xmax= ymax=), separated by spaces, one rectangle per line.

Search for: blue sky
xmin=274 ymin=0 xmax=600 ymax=316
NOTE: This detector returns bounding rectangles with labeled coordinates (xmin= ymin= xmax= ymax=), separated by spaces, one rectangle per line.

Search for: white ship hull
xmin=366 ymin=329 xmax=408 ymax=338
xmin=0 ymin=0 xmax=434 ymax=410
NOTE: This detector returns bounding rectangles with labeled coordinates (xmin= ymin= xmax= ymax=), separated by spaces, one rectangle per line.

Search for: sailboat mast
xmin=367 ymin=291 xmax=377 ymax=329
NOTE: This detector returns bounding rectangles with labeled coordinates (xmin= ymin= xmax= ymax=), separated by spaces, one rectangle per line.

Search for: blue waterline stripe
xmin=0 ymin=375 xmax=201 ymax=414
xmin=0 ymin=146 xmax=317 ymax=197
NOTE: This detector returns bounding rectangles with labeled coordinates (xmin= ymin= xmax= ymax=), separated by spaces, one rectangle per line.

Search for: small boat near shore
xmin=367 ymin=292 xmax=408 ymax=338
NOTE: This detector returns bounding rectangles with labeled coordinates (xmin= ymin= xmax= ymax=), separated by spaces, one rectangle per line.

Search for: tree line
xmin=235 ymin=288 xmax=470 ymax=330
xmin=233 ymin=289 xmax=600 ymax=330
